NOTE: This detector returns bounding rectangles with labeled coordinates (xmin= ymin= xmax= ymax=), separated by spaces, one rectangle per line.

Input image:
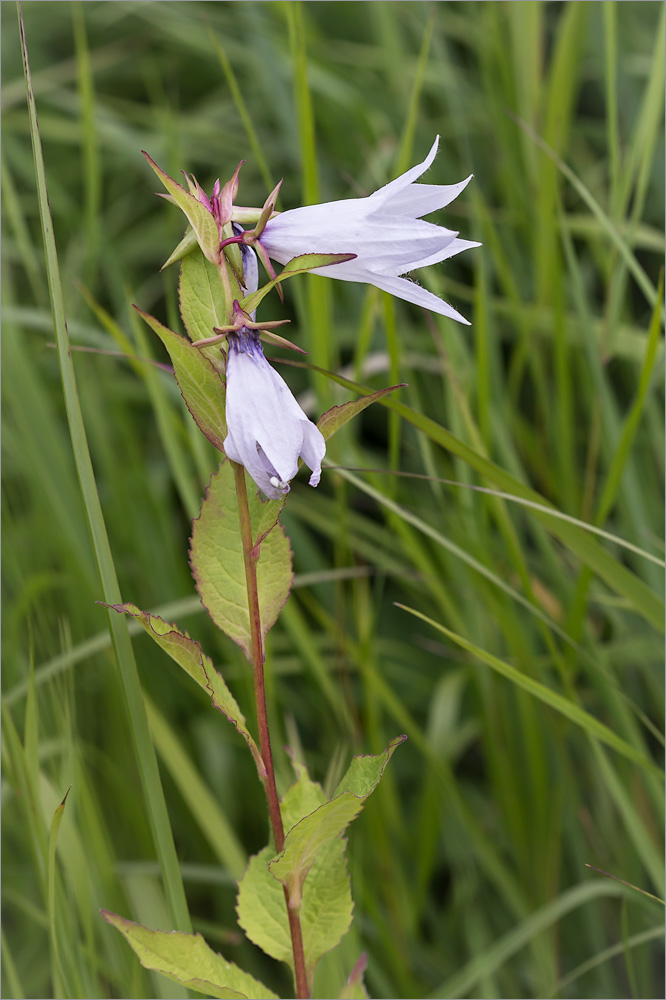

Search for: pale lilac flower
xmin=223 ymin=328 xmax=325 ymax=500
xmin=223 ymin=240 xmax=325 ymax=500
xmin=259 ymin=136 xmax=479 ymax=324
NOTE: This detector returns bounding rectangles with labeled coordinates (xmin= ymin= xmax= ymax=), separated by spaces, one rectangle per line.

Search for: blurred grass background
xmin=2 ymin=2 xmax=664 ymax=998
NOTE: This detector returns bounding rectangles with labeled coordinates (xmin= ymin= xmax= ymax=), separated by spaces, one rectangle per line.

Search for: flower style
xmin=259 ymin=136 xmax=479 ymax=324
xmin=223 ymin=328 xmax=325 ymax=500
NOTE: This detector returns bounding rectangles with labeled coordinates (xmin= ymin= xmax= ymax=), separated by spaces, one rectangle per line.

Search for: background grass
xmin=2 ymin=2 xmax=664 ymax=998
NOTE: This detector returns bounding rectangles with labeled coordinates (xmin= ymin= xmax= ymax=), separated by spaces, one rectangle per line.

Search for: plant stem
xmin=232 ymin=461 xmax=310 ymax=1000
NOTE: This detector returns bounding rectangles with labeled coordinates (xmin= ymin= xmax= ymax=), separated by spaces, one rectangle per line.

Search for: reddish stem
xmin=232 ymin=462 xmax=310 ymax=999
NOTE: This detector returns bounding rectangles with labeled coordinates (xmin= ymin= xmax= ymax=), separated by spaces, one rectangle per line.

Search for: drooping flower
xmin=223 ymin=327 xmax=325 ymax=500
xmin=259 ymin=136 xmax=479 ymax=324
xmin=222 ymin=239 xmax=325 ymax=500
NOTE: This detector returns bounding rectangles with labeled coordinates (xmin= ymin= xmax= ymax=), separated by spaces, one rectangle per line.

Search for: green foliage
xmin=179 ymin=250 xmax=231 ymax=344
xmin=107 ymin=603 xmax=264 ymax=778
xmin=190 ymin=461 xmax=292 ymax=661
xmin=237 ymin=745 xmax=402 ymax=991
xmin=102 ymin=912 xmax=279 ymax=1000
xmin=269 ymin=736 xmax=406 ymax=908
xmin=142 ymin=153 xmax=222 ymax=266
xmin=240 ymin=253 xmax=357 ymax=314
xmin=135 ymin=306 xmax=229 ymax=452
xmin=317 ymin=385 xmax=406 ymax=442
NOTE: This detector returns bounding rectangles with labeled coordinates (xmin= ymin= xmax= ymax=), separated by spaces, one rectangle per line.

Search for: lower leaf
xmin=102 ymin=911 xmax=279 ymax=1000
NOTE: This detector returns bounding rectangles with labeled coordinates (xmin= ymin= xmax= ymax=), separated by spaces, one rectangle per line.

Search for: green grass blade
xmin=429 ymin=880 xmax=627 ymax=999
xmin=397 ymin=604 xmax=659 ymax=774
xmin=285 ymin=360 xmax=664 ymax=629
xmin=47 ymin=788 xmax=70 ymax=999
xmin=552 ymin=924 xmax=665 ymax=997
xmin=17 ymin=3 xmax=190 ymax=933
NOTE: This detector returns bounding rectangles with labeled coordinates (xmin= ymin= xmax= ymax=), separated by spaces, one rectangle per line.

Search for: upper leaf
xmin=190 ymin=462 xmax=293 ymax=661
xmin=180 ymin=248 xmax=233 ymax=343
xmin=134 ymin=306 xmax=228 ymax=452
xmin=102 ymin=911 xmax=278 ymax=1000
xmin=105 ymin=603 xmax=264 ymax=779
xmin=143 ymin=152 xmax=221 ymax=265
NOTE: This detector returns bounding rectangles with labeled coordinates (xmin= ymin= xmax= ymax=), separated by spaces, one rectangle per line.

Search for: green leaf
xmin=162 ymin=227 xmax=198 ymax=270
xmin=143 ymin=152 xmax=221 ymax=265
xmin=333 ymin=734 xmax=406 ymax=798
xmin=270 ymin=736 xmax=406 ymax=908
xmin=105 ymin=603 xmax=265 ymax=779
xmin=236 ymin=765 xmax=353 ymax=983
xmin=397 ymin=605 xmax=660 ymax=775
xmin=134 ymin=307 xmax=228 ymax=452
xmin=180 ymin=249 xmax=231 ymax=344
xmin=101 ymin=911 xmax=278 ymax=1000
xmin=317 ymin=385 xmax=406 ymax=442
xmin=241 ymin=253 xmax=356 ymax=315
xmin=190 ymin=462 xmax=293 ymax=660
xmin=338 ymin=955 xmax=369 ymax=999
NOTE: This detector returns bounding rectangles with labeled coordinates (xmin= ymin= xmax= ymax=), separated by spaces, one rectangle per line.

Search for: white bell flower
xmin=223 ymin=328 xmax=326 ymax=500
xmin=259 ymin=136 xmax=479 ymax=325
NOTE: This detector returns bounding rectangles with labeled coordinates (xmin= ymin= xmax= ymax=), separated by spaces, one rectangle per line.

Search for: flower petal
xmin=224 ymin=331 xmax=326 ymax=498
xmin=299 ymin=420 xmax=326 ymax=487
xmin=406 ymin=237 xmax=482 ymax=272
xmin=377 ymin=175 xmax=474 ymax=218
xmin=367 ymin=136 xmax=440 ymax=209
xmin=355 ymin=269 xmax=471 ymax=325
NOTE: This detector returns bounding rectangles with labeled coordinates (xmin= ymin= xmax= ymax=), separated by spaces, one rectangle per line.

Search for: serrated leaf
xmin=280 ymin=762 xmax=327 ymax=831
xmin=241 ymin=253 xmax=356 ymax=315
xmin=105 ymin=603 xmax=264 ymax=779
xmin=339 ymin=954 xmax=370 ymax=999
xmin=134 ymin=306 xmax=228 ymax=452
xmin=270 ymin=795 xmax=364 ymax=909
xmin=236 ymin=840 xmax=352 ymax=983
xmin=190 ymin=462 xmax=293 ymax=660
xmin=332 ymin=734 xmax=407 ymax=798
xmin=317 ymin=385 xmax=406 ymax=441
xmin=101 ymin=911 xmax=278 ymax=1000
xmin=143 ymin=152 xmax=221 ymax=265
xmin=269 ymin=736 xmax=406 ymax=909
xmin=180 ymin=249 xmax=231 ymax=344
xmin=236 ymin=764 xmax=353 ymax=984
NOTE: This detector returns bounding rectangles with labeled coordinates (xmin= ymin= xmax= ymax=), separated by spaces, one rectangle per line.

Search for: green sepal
xmin=101 ymin=911 xmax=279 ymax=1000
xmin=240 ymin=252 xmax=357 ymax=315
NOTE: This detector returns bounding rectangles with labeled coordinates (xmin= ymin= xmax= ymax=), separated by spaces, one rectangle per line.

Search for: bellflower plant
xmin=104 ymin=139 xmax=477 ymax=1000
